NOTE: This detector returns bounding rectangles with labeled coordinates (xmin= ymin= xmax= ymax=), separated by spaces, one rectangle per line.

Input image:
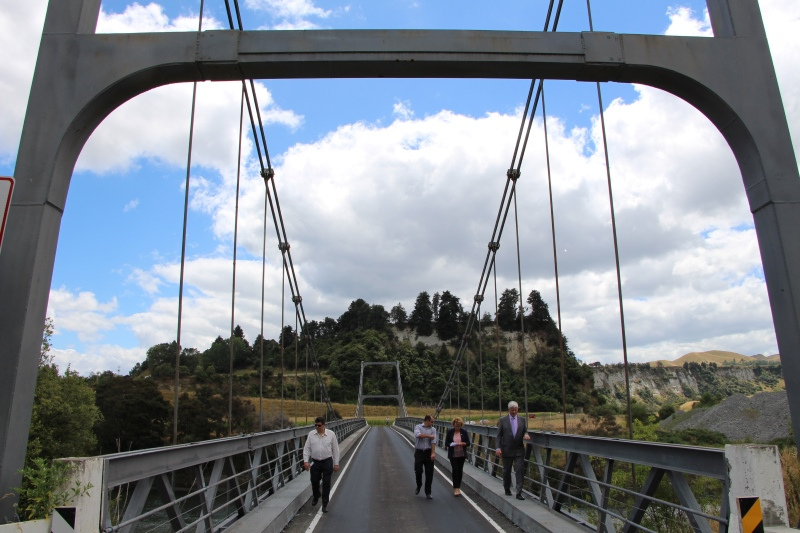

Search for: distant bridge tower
xmin=356 ymin=361 xmax=408 ymax=418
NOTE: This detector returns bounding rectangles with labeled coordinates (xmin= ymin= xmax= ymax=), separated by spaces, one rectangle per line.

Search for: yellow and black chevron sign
xmin=738 ymin=496 xmax=764 ymax=533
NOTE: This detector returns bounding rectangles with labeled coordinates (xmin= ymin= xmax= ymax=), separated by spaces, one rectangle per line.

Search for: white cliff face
xmin=591 ymin=365 xmax=767 ymax=403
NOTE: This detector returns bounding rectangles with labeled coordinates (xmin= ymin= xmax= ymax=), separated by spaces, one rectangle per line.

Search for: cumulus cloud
xmin=0 ymin=0 xmax=46 ymax=163
xmin=9 ymin=0 xmax=798 ymax=375
xmin=76 ymin=79 xmax=302 ymax=175
xmin=244 ymin=0 xmax=331 ymax=29
xmin=48 ymin=288 xmax=119 ymax=342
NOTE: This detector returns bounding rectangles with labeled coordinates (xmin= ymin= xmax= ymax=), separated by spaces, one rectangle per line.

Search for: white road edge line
xmin=304 ymin=425 xmax=372 ymax=533
xmin=391 ymin=425 xmax=506 ymax=533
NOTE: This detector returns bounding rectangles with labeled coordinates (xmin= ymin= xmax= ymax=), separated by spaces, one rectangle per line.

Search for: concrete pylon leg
xmin=0 ymin=0 xmax=102 ymax=520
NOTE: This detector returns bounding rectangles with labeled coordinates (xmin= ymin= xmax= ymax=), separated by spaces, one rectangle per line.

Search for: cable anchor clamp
xmin=474 ymin=294 xmax=484 ymax=303
xmin=488 ymin=241 xmax=500 ymax=251
xmin=261 ymin=168 xmax=275 ymax=181
xmin=506 ymin=168 xmax=520 ymax=181
xmin=278 ymin=242 xmax=290 ymax=252
xmin=292 ymin=295 xmax=302 ymax=304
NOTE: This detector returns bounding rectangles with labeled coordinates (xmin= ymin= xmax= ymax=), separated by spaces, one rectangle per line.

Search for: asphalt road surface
xmin=283 ymin=426 xmax=520 ymax=533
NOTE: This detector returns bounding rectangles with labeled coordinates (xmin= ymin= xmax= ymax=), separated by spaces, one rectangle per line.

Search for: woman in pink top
xmin=444 ymin=417 xmax=471 ymax=496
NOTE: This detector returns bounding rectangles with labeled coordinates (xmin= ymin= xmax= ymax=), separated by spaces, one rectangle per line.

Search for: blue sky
xmin=1 ymin=0 xmax=797 ymax=375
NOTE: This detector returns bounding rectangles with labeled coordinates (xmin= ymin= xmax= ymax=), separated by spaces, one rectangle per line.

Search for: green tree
xmin=526 ymin=290 xmax=557 ymax=335
xmin=92 ymin=373 xmax=170 ymax=453
xmin=145 ymin=342 xmax=200 ymax=374
xmin=389 ymin=303 xmax=408 ymax=329
xmin=27 ymin=365 xmax=100 ymax=462
xmin=201 ymin=335 xmax=251 ymax=372
xmin=435 ymin=290 xmax=463 ymax=341
xmin=496 ymin=288 xmax=520 ymax=331
xmin=409 ymin=291 xmax=434 ymax=336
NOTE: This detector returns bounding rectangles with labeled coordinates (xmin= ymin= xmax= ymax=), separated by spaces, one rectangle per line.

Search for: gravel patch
xmin=663 ymin=391 xmax=791 ymax=443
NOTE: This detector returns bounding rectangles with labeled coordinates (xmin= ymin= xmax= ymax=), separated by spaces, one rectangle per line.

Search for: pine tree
xmin=408 ymin=291 xmax=434 ymax=336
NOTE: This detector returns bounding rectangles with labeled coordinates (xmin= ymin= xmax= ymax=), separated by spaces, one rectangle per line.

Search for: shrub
xmin=15 ymin=459 xmax=92 ymax=521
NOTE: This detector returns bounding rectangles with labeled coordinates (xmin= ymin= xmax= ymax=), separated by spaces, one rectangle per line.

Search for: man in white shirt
xmin=413 ymin=414 xmax=437 ymax=499
xmin=303 ymin=416 xmax=340 ymax=513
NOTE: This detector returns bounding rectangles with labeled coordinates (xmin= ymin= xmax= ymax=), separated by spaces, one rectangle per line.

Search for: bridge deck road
xmin=284 ymin=425 xmax=520 ymax=532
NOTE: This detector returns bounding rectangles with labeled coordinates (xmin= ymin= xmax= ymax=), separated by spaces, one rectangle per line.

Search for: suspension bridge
xmin=1 ymin=0 xmax=799 ymax=530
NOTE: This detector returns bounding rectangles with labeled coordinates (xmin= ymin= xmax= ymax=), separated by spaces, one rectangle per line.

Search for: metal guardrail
xmin=100 ymin=419 xmax=366 ymax=532
xmin=396 ymin=417 xmax=729 ymax=533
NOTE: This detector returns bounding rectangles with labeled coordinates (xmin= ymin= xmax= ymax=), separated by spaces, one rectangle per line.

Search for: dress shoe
xmin=505 ymin=489 xmax=512 ymax=496
xmin=414 ymin=486 xmax=421 ymax=495
xmin=426 ymin=494 xmax=433 ymax=500
xmin=312 ymin=497 xmax=318 ymax=506
xmin=516 ymin=494 xmax=525 ymax=501
xmin=322 ymin=505 xmax=328 ymax=513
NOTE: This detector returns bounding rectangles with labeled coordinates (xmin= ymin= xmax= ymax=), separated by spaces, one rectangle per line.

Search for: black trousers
xmin=502 ymin=453 xmax=525 ymax=495
xmin=414 ymin=449 xmax=434 ymax=495
xmin=310 ymin=457 xmax=334 ymax=505
xmin=450 ymin=456 xmax=466 ymax=488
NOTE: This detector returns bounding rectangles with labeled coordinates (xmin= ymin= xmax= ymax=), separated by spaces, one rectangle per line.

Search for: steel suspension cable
xmin=228 ymin=88 xmax=244 ymax=437
xmin=222 ymin=0 xmax=336 ymax=420
xmin=586 ymin=0 xmax=634 ymax=443
xmin=434 ymin=0 xmax=566 ymax=420
xmin=173 ymin=0 xmax=205 ymax=445
xmin=541 ymin=83 xmax=570 ymax=434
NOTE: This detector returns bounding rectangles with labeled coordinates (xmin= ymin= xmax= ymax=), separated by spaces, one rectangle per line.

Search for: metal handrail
xmin=101 ymin=418 xmax=366 ymax=532
xmin=396 ymin=417 xmax=728 ymax=533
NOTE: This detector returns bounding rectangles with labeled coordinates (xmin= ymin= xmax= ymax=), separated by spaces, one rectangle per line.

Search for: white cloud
xmin=47 ymin=287 xmax=119 ymax=342
xmin=76 ymin=80 xmax=302 ymax=175
xmin=51 ymin=345 xmax=144 ymax=376
xmin=0 ymin=0 xmax=46 ymax=163
xmin=244 ymin=0 xmax=331 ymax=29
xmin=393 ymin=100 xmax=415 ymax=120
xmin=98 ymin=2 xmax=209 ymax=33
xmin=123 ymin=198 xmax=139 ymax=212
xmin=664 ymin=6 xmax=712 ymax=36
xmin=7 ymin=0 xmax=796 ymax=375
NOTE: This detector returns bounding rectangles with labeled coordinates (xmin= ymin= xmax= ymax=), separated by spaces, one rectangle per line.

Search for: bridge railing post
xmin=724 ymin=444 xmax=789 ymax=532
xmin=52 ymin=457 xmax=105 ymax=533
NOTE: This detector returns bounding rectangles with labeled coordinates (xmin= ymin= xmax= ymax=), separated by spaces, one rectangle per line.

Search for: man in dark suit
xmin=495 ymin=400 xmax=531 ymax=500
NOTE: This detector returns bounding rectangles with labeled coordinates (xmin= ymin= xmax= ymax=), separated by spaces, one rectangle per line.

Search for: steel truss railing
xmin=396 ymin=417 xmax=729 ymax=533
xmin=100 ymin=419 xmax=365 ymax=532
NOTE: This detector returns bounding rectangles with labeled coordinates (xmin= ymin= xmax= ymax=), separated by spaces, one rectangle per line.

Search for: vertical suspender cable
xmin=541 ymin=84 xmax=570 ymax=434
xmin=294 ymin=311 xmax=299 ymax=424
xmin=280 ymin=260 xmax=285 ymax=428
xmin=228 ymin=89 xmax=244 ymax=437
xmin=586 ymin=0 xmax=634 ymax=443
xmin=467 ymin=331 xmax=471 ymax=421
xmin=173 ymin=0 xmax=205 ymax=445
xmin=305 ymin=343 xmax=309 ymax=425
xmin=512 ymin=187 xmax=528 ymax=418
xmin=259 ymin=184 xmax=267 ymax=432
xmin=494 ymin=264 xmax=502 ymax=416
xmin=478 ymin=302 xmax=485 ymax=422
